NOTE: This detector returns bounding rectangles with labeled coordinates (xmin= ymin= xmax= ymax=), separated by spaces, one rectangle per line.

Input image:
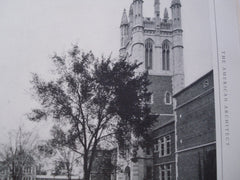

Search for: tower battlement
xmin=118 ymin=1 xmax=184 ymax=180
xmin=120 ymin=0 xmax=184 ymax=94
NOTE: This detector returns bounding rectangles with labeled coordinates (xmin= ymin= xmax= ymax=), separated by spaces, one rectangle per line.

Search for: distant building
xmin=0 ymin=162 xmax=37 ymax=180
xmin=174 ymin=70 xmax=216 ymax=180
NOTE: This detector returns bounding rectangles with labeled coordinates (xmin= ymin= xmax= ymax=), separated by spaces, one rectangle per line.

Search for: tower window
xmin=162 ymin=40 xmax=170 ymax=71
xmin=147 ymin=94 xmax=154 ymax=104
xmin=145 ymin=39 xmax=154 ymax=70
xmin=164 ymin=91 xmax=172 ymax=105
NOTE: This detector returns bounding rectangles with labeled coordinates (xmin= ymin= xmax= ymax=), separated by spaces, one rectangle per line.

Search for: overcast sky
xmin=0 ymin=0 xmax=213 ymax=142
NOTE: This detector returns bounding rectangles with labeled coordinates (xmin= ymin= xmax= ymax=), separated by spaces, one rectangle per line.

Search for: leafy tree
xmin=38 ymin=139 xmax=80 ymax=180
xmin=0 ymin=127 xmax=39 ymax=180
xmin=29 ymin=45 xmax=156 ymax=180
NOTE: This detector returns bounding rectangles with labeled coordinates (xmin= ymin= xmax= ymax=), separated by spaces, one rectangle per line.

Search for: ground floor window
xmin=159 ymin=164 xmax=171 ymax=180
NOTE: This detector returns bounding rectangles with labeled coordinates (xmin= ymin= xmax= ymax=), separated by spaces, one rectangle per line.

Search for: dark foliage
xmin=29 ymin=45 xmax=157 ymax=180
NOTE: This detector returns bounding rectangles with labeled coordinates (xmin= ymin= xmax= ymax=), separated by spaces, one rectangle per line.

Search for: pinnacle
xmin=121 ymin=9 xmax=129 ymax=26
xmin=164 ymin=8 xmax=169 ymax=20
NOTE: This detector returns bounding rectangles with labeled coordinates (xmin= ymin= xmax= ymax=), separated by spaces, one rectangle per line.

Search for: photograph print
xmin=1 ymin=0 xmax=238 ymax=180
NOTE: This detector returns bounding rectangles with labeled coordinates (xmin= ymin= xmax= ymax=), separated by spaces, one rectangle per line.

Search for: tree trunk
xmin=66 ymin=164 xmax=71 ymax=180
xmin=83 ymin=153 xmax=90 ymax=180
xmin=67 ymin=171 xmax=72 ymax=180
xmin=84 ymin=171 xmax=91 ymax=180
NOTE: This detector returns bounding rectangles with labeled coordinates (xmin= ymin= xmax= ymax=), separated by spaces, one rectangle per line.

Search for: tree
xmin=90 ymin=148 xmax=117 ymax=180
xmin=53 ymin=148 xmax=80 ymax=180
xmin=38 ymin=138 xmax=81 ymax=180
xmin=0 ymin=127 xmax=39 ymax=180
xmin=29 ymin=45 xmax=157 ymax=180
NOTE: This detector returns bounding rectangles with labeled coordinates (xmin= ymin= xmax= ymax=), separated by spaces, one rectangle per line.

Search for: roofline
xmin=173 ymin=69 xmax=213 ymax=97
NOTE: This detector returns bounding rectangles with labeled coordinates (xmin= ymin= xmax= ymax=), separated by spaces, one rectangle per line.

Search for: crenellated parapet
xmin=120 ymin=0 xmax=182 ymax=42
xmin=118 ymin=1 xmax=185 ymax=180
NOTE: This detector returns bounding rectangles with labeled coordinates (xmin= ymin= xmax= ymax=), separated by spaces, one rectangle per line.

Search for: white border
xmin=209 ymin=0 xmax=240 ymax=179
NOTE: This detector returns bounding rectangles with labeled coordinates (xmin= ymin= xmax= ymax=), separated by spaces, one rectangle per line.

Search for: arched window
xmin=165 ymin=91 xmax=172 ymax=105
xmin=145 ymin=39 xmax=154 ymax=70
xmin=162 ymin=41 xmax=170 ymax=70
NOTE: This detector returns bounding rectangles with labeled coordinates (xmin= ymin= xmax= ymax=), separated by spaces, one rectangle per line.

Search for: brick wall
xmin=175 ymin=71 xmax=214 ymax=106
xmin=148 ymin=75 xmax=173 ymax=115
xmin=174 ymin=71 xmax=216 ymax=180
xmin=176 ymin=91 xmax=215 ymax=150
xmin=177 ymin=144 xmax=216 ymax=180
xmin=152 ymin=123 xmax=175 ymax=180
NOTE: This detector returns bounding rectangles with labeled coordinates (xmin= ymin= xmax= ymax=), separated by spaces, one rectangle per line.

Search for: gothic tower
xmin=118 ymin=0 xmax=184 ymax=180
xmin=119 ymin=0 xmax=184 ymax=92
xmin=171 ymin=0 xmax=184 ymax=94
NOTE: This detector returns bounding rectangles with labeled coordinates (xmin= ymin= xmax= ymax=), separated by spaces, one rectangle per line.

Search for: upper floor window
xmin=145 ymin=39 xmax=154 ymax=70
xmin=164 ymin=91 xmax=172 ymax=105
xmin=159 ymin=135 xmax=171 ymax=157
xmin=162 ymin=40 xmax=170 ymax=71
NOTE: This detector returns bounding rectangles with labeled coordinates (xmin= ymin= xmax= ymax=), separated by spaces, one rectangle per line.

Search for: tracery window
xmin=145 ymin=39 xmax=154 ymax=70
xmin=162 ymin=40 xmax=170 ymax=70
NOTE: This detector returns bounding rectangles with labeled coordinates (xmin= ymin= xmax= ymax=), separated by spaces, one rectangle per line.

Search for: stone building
xmin=173 ymin=70 xmax=216 ymax=180
xmin=0 ymin=162 xmax=37 ymax=180
xmin=118 ymin=0 xmax=184 ymax=180
xmin=117 ymin=1 xmax=216 ymax=180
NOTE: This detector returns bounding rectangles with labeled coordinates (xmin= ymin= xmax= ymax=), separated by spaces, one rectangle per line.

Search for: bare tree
xmin=0 ymin=126 xmax=39 ymax=180
xmin=38 ymin=140 xmax=80 ymax=180
xmin=29 ymin=45 xmax=157 ymax=180
xmin=53 ymin=147 xmax=80 ymax=180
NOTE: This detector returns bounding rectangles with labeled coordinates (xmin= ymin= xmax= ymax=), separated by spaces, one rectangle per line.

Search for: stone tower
xmin=120 ymin=0 xmax=184 ymax=93
xmin=171 ymin=0 xmax=184 ymax=94
xmin=118 ymin=0 xmax=184 ymax=180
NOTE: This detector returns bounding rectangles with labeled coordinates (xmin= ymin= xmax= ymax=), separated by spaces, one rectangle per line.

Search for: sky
xmin=0 ymin=0 xmax=213 ymax=143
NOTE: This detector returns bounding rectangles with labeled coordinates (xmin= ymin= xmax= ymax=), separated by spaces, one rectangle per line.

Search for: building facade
xmin=118 ymin=0 xmax=184 ymax=180
xmin=118 ymin=1 xmax=216 ymax=180
xmin=174 ymin=71 xmax=216 ymax=180
xmin=0 ymin=163 xmax=37 ymax=180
